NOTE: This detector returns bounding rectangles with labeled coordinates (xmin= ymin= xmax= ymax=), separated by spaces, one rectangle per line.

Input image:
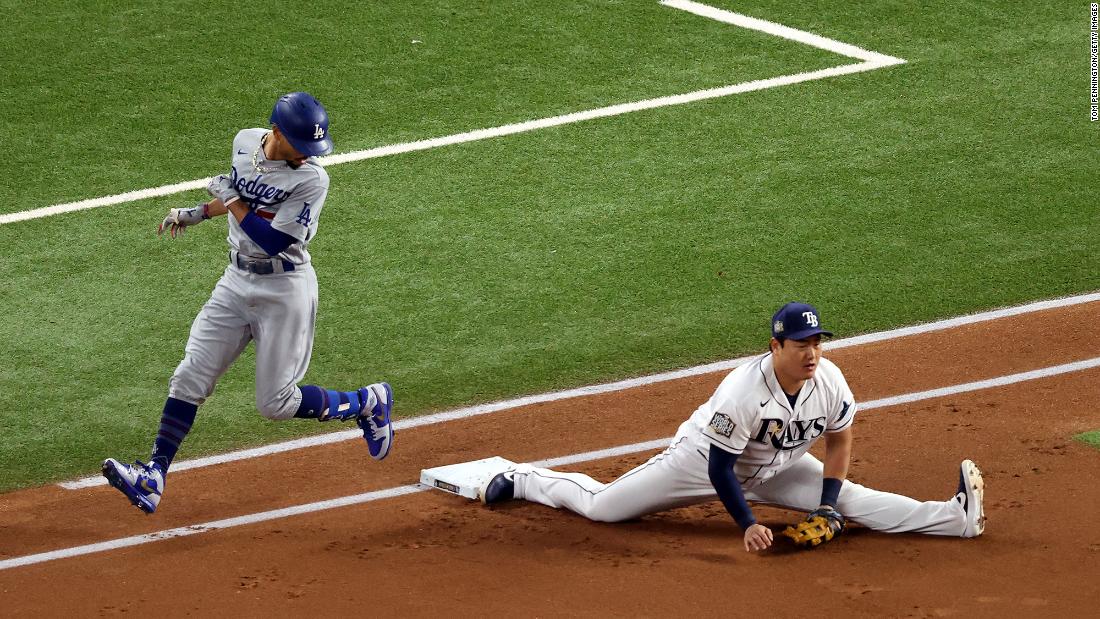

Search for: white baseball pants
xmin=513 ymin=438 xmax=968 ymax=536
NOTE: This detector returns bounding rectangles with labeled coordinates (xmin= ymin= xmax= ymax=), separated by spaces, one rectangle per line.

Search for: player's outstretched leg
xmin=750 ymin=454 xmax=986 ymax=537
xmin=479 ymin=440 xmax=715 ymax=522
xmin=295 ymin=383 xmax=394 ymax=460
xmin=102 ymin=459 xmax=165 ymax=514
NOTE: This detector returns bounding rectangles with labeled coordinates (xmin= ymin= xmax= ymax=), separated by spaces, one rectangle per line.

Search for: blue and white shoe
xmin=956 ymin=459 xmax=985 ymax=537
xmin=102 ymin=459 xmax=164 ymax=514
xmin=356 ymin=383 xmax=394 ymax=460
xmin=479 ymin=470 xmax=516 ymax=505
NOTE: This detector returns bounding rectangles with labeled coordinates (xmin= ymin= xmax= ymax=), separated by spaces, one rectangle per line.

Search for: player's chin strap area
xmin=230 ymin=250 xmax=296 ymax=275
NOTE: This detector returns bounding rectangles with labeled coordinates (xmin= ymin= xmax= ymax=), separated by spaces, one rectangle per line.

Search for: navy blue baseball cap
xmin=771 ymin=302 xmax=833 ymax=341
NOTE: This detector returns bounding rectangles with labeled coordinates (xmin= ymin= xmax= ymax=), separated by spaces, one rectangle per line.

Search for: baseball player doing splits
xmin=103 ymin=92 xmax=394 ymax=514
xmin=480 ymin=302 xmax=986 ymax=551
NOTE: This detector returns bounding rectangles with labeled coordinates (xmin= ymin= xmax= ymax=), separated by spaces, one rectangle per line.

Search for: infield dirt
xmin=1 ymin=301 xmax=1098 ymax=617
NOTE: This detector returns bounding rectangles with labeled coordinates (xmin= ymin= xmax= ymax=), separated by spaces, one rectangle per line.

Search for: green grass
xmin=1076 ymin=431 xmax=1100 ymax=451
xmin=0 ymin=0 xmax=1096 ymax=490
xmin=0 ymin=0 xmax=838 ymax=213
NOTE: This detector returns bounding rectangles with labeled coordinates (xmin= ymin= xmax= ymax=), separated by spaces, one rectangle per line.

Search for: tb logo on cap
xmin=772 ymin=301 xmax=833 ymax=340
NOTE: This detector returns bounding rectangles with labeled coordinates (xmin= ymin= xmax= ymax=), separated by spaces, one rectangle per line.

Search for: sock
xmin=293 ymin=385 xmax=371 ymax=421
xmin=151 ymin=397 xmax=198 ymax=472
xmin=294 ymin=385 xmax=328 ymax=419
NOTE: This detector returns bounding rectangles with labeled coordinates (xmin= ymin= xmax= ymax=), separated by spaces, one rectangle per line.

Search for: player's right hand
xmin=744 ymin=523 xmax=773 ymax=552
xmin=158 ymin=204 xmax=208 ymax=238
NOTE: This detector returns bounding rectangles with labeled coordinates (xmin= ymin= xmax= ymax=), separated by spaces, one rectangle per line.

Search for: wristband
xmin=820 ymin=477 xmax=843 ymax=508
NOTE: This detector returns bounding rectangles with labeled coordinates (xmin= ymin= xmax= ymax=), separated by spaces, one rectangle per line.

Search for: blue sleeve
xmin=240 ymin=211 xmax=297 ymax=256
xmin=708 ymin=443 xmax=756 ymax=530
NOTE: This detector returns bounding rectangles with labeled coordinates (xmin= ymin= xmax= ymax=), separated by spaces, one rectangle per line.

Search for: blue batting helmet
xmin=269 ymin=92 xmax=334 ymax=157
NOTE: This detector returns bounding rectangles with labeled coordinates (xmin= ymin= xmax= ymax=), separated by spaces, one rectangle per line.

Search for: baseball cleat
xmin=102 ymin=458 xmax=165 ymax=514
xmin=479 ymin=470 xmax=516 ymax=505
xmin=956 ymin=459 xmax=985 ymax=537
xmin=357 ymin=382 xmax=394 ymax=460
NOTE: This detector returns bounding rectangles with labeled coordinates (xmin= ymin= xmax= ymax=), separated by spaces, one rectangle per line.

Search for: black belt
xmin=231 ymin=251 xmax=295 ymax=275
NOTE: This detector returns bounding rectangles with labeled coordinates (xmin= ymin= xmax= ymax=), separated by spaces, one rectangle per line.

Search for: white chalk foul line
xmin=0 ymin=485 xmax=423 ymax=573
xmin=661 ymin=0 xmax=904 ymax=65
xmin=58 ymin=290 xmax=1100 ymax=490
xmin=9 ymin=355 xmax=1100 ymax=572
xmin=0 ymin=1 xmax=904 ymax=226
xmin=858 ymin=356 xmax=1100 ymax=409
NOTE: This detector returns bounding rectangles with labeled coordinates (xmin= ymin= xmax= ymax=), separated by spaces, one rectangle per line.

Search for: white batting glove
xmin=158 ymin=203 xmax=209 ymax=238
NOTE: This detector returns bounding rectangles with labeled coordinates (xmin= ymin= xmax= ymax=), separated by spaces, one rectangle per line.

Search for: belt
xmin=230 ymin=250 xmax=296 ymax=275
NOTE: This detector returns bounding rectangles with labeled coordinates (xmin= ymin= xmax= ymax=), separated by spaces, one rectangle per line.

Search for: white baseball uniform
xmin=512 ymin=353 xmax=969 ymax=535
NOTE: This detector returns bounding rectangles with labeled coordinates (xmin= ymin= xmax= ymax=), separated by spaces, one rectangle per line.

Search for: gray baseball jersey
xmin=210 ymin=128 xmax=329 ymax=263
xmin=168 ymin=128 xmax=329 ymax=421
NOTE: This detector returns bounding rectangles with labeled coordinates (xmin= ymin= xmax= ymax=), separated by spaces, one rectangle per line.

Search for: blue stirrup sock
xmin=151 ymin=397 xmax=198 ymax=472
xmin=295 ymin=385 xmax=328 ymax=419
xmin=295 ymin=385 xmax=374 ymax=421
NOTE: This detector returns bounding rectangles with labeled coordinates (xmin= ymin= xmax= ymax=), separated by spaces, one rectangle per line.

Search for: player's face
xmin=271 ymin=128 xmax=309 ymax=166
xmin=772 ymin=335 xmax=823 ymax=382
xmin=282 ymin=142 xmax=308 ymax=167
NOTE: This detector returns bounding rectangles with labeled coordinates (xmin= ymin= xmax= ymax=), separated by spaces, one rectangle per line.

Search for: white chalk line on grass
xmin=0 ymin=1 xmax=904 ymax=226
xmin=59 ymin=290 xmax=1100 ymax=490
xmin=8 ymin=354 xmax=1100 ymax=572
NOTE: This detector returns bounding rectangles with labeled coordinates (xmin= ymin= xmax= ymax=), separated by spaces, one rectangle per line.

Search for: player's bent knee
xmin=256 ymin=396 xmax=297 ymax=420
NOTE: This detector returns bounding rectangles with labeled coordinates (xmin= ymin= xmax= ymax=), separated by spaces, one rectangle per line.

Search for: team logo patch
xmin=709 ymin=412 xmax=736 ymax=438
xmin=773 ymin=320 xmax=784 ymax=333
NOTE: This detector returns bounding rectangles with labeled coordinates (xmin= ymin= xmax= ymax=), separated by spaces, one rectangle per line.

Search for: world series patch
xmin=709 ymin=412 xmax=736 ymax=438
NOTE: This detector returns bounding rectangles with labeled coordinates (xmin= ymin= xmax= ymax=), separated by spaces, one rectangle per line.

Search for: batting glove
xmin=158 ymin=203 xmax=209 ymax=238
xmin=206 ymin=174 xmax=241 ymax=205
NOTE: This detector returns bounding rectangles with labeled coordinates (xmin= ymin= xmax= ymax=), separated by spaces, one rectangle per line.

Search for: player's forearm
xmin=203 ymin=198 xmax=229 ymax=219
xmin=220 ymin=197 xmax=251 ymax=223
xmin=820 ymin=428 xmax=853 ymax=507
xmin=707 ymin=444 xmax=756 ymax=530
xmin=822 ymin=428 xmax=852 ymax=481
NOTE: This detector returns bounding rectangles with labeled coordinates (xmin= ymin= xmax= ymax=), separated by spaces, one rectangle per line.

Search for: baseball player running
xmin=103 ymin=92 xmax=395 ymax=514
xmin=480 ymin=302 xmax=986 ymax=551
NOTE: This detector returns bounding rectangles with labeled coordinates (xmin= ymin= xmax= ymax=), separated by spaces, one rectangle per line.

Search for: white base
xmin=420 ymin=456 xmax=516 ymax=500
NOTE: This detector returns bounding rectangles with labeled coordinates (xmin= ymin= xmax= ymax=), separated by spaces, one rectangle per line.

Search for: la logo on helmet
xmin=313 ymin=124 xmax=325 ymax=139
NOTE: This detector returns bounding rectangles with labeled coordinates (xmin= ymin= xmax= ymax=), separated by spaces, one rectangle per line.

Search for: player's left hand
xmin=782 ymin=505 xmax=845 ymax=548
xmin=743 ymin=523 xmax=774 ymax=552
xmin=158 ymin=204 xmax=208 ymax=238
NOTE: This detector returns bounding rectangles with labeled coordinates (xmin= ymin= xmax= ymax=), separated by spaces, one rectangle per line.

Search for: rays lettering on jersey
xmin=229 ymin=166 xmax=293 ymax=207
xmin=752 ymin=417 xmax=826 ymax=450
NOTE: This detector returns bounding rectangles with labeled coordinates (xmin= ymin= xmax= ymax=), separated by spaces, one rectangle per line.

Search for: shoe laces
xmin=367 ymin=413 xmax=389 ymax=440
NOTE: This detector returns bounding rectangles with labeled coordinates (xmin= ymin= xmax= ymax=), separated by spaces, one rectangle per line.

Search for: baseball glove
xmin=781 ymin=506 xmax=846 ymax=548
